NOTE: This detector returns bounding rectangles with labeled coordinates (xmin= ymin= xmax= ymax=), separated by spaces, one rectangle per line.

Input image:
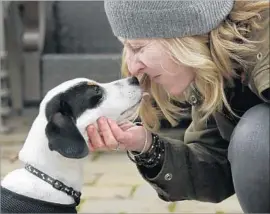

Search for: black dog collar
xmin=25 ymin=164 xmax=81 ymax=205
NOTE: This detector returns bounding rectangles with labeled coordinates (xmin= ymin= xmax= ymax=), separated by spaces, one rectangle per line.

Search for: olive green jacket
xmin=135 ymin=15 xmax=269 ymax=203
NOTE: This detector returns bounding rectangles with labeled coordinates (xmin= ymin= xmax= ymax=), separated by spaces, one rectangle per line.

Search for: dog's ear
xmin=45 ymin=99 xmax=89 ymax=159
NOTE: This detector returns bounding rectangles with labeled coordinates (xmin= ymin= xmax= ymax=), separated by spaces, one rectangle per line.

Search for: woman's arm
xmin=132 ymin=117 xmax=235 ymax=203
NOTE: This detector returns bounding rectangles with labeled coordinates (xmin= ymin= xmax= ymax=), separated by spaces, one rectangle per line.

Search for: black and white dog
xmin=1 ymin=77 xmax=142 ymax=213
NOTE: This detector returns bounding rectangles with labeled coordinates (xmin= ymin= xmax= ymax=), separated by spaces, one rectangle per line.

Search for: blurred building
xmin=0 ymin=1 xmax=122 ymax=133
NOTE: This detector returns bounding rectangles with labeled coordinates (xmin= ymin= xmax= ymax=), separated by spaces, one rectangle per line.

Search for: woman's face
xmin=120 ymin=38 xmax=196 ymax=96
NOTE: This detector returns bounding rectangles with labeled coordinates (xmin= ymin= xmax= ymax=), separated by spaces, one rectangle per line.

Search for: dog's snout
xmin=128 ymin=77 xmax=140 ymax=86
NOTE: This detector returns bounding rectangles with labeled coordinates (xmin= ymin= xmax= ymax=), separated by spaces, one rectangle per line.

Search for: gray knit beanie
xmin=104 ymin=0 xmax=235 ymax=39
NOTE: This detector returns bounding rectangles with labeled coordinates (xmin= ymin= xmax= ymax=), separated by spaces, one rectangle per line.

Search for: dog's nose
xmin=128 ymin=77 xmax=140 ymax=86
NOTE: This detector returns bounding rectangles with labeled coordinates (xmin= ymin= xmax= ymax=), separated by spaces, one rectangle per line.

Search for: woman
xmin=87 ymin=1 xmax=269 ymax=213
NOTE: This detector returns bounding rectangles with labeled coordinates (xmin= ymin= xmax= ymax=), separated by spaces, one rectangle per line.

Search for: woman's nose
xmin=126 ymin=54 xmax=145 ymax=76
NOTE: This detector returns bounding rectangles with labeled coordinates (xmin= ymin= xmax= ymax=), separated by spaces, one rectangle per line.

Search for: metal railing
xmin=0 ymin=53 xmax=10 ymax=133
xmin=0 ymin=1 xmax=11 ymax=133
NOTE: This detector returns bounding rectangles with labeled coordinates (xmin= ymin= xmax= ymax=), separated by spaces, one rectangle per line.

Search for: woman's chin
xmin=167 ymin=88 xmax=184 ymax=96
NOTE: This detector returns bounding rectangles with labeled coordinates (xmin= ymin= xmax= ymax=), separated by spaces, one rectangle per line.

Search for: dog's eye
xmin=89 ymin=86 xmax=103 ymax=106
xmin=92 ymin=85 xmax=100 ymax=94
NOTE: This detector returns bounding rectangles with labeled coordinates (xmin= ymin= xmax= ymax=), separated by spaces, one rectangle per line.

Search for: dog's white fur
xmin=1 ymin=78 xmax=142 ymax=205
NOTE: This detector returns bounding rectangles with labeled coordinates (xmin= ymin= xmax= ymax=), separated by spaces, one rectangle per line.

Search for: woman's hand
xmin=87 ymin=117 xmax=152 ymax=152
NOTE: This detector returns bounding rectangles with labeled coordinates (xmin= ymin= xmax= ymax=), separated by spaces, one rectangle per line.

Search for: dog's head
xmin=40 ymin=77 xmax=142 ymax=159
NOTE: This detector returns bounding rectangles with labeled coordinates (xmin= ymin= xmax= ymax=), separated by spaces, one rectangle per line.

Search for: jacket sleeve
xmin=135 ymin=116 xmax=235 ymax=203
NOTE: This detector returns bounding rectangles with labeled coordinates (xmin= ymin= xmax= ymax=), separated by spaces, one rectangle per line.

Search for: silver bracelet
xmin=127 ymin=122 xmax=149 ymax=157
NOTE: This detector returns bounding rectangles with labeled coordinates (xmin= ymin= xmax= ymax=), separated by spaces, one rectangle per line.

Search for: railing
xmin=0 ymin=1 xmax=11 ymax=133
xmin=0 ymin=53 xmax=10 ymax=133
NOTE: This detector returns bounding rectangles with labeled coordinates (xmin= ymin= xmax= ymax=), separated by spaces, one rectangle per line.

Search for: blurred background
xmin=0 ymin=1 xmax=123 ymax=134
xmin=0 ymin=1 xmax=242 ymax=213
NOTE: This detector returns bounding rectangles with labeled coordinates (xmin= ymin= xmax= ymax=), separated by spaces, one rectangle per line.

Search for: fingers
xmin=87 ymin=125 xmax=107 ymax=151
xmin=119 ymin=121 xmax=135 ymax=131
xmin=98 ymin=117 xmax=120 ymax=150
xmin=108 ymin=119 xmax=132 ymax=143
xmin=88 ymin=140 xmax=94 ymax=152
xmin=109 ymin=119 xmax=149 ymax=152
xmin=87 ymin=117 xmax=123 ymax=151
xmin=87 ymin=117 xmax=136 ymax=152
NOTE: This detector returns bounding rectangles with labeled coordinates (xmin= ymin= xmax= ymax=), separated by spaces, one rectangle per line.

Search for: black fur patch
xmin=45 ymin=82 xmax=104 ymax=120
xmin=45 ymin=82 xmax=104 ymax=159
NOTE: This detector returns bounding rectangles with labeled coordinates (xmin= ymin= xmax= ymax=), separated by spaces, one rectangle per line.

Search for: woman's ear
xmin=45 ymin=99 xmax=89 ymax=159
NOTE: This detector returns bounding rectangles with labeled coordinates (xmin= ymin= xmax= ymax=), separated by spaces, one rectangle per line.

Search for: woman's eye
xmin=126 ymin=44 xmax=142 ymax=53
xmin=132 ymin=47 xmax=141 ymax=53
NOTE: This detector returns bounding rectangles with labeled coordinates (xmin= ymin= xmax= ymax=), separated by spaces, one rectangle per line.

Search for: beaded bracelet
xmin=127 ymin=134 xmax=165 ymax=168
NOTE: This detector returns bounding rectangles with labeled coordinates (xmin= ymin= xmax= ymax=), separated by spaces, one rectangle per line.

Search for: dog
xmin=1 ymin=77 xmax=142 ymax=213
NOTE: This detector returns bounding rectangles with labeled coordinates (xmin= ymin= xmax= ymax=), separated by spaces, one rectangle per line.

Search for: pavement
xmin=0 ymin=112 xmax=243 ymax=213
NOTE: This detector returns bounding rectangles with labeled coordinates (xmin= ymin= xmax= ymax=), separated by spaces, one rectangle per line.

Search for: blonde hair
xmin=121 ymin=0 xmax=269 ymax=132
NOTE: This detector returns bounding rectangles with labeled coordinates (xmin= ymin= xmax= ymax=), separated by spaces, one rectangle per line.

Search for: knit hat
xmin=104 ymin=0 xmax=235 ymax=39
